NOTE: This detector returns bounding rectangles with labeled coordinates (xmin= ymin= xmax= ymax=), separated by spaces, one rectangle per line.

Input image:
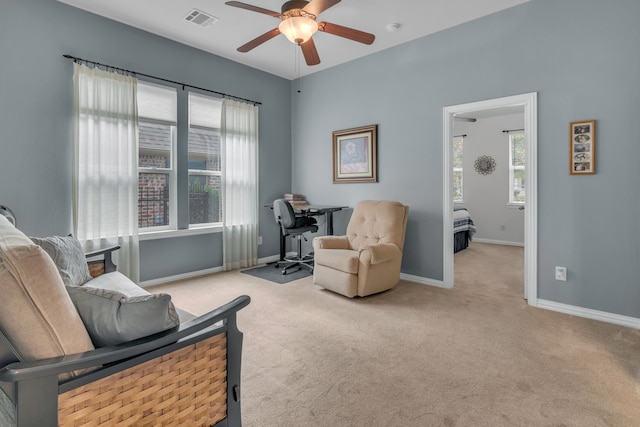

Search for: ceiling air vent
xmin=184 ymin=9 xmax=219 ymax=28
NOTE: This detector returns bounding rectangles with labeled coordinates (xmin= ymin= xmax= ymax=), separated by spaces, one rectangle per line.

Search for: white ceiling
xmin=56 ymin=0 xmax=529 ymax=80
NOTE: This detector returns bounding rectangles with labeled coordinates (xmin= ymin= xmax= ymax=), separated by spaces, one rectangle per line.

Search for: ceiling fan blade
xmin=300 ymin=38 xmax=320 ymax=66
xmin=302 ymin=0 xmax=341 ymax=17
xmin=237 ymin=28 xmax=281 ymax=52
xmin=225 ymin=1 xmax=281 ymax=18
xmin=318 ymin=21 xmax=375 ymax=45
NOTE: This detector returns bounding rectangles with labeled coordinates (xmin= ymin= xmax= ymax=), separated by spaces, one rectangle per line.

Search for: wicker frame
xmin=0 ymin=247 xmax=250 ymax=427
xmin=59 ymin=334 xmax=228 ymax=427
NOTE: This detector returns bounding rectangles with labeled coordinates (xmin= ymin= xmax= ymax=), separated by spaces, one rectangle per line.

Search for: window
xmin=136 ymin=82 xmax=225 ymax=233
xmin=137 ymin=82 xmax=177 ymax=231
xmin=509 ymin=132 xmax=525 ymax=204
xmin=188 ymin=93 xmax=222 ymax=226
xmin=135 ymin=79 xmax=243 ymax=236
xmin=453 ymin=136 xmax=464 ymax=202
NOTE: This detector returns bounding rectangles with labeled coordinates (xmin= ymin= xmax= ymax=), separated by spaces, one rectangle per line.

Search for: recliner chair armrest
xmin=313 ymin=235 xmax=350 ymax=250
xmin=360 ymin=243 xmax=401 ymax=265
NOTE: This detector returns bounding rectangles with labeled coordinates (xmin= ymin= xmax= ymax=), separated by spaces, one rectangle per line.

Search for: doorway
xmin=443 ymin=93 xmax=537 ymax=306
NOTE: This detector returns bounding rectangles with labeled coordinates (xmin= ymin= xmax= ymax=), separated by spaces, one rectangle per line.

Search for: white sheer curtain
xmin=221 ymin=99 xmax=259 ymax=270
xmin=72 ymin=63 xmax=140 ymax=282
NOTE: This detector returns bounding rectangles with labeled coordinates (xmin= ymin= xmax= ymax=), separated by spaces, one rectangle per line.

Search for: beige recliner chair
xmin=312 ymin=200 xmax=409 ymax=298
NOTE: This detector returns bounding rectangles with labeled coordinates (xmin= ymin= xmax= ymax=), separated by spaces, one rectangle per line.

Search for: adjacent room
xmin=1 ymin=0 xmax=639 ymax=426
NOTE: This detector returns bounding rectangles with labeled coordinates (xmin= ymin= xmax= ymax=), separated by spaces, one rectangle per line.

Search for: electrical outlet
xmin=258 ymin=236 xmax=262 ymax=245
xmin=500 ymin=224 xmax=506 ymax=231
xmin=555 ymin=266 xmax=567 ymax=281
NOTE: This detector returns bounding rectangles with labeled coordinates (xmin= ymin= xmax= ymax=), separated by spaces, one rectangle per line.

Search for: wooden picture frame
xmin=570 ymin=120 xmax=595 ymax=175
xmin=332 ymin=125 xmax=378 ymax=183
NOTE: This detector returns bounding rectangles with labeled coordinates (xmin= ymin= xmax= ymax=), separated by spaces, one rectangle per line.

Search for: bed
xmin=454 ymin=207 xmax=476 ymax=253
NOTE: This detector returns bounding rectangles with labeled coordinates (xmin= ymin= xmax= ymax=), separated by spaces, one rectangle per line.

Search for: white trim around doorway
xmin=442 ymin=92 xmax=538 ymax=305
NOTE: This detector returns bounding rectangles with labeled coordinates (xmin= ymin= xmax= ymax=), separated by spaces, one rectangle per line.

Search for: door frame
xmin=442 ymin=92 xmax=538 ymax=305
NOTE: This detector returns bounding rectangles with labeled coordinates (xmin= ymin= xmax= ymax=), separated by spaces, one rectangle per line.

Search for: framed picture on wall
xmin=332 ymin=124 xmax=378 ymax=183
xmin=569 ymin=120 xmax=595 ymax=175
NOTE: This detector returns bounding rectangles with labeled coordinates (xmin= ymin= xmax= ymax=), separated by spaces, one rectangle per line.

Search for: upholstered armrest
xmin=361 ymin=243 xmax=401 ymax=265
xmin=313 ymin=235 xmax=350 ymax=250
xmin=0 ymin=295 xmax=250 ymax=384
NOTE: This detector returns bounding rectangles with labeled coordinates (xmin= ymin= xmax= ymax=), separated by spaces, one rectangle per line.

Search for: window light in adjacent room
xmin=509 ymin=132 xmax=525 ymax=204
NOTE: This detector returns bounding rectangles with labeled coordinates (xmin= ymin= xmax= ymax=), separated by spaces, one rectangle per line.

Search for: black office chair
xmin=273 ymin=198 xmax=318 ymax=275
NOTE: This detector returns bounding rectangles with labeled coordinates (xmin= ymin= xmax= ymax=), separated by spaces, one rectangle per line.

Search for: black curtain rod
xmin=502 ymin=128 xmax=524 ymax=133
xmin=63 ymin=54 xmax=262 ymax=106
xmin=454 ymin=134 xmax=467 ymax=138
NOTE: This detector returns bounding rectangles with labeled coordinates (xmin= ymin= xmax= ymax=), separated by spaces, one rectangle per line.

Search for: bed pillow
xmin=66 ymin=272 xmax=180 ymax=347
xmin=30 ymin=235 xmax=92 ymax=287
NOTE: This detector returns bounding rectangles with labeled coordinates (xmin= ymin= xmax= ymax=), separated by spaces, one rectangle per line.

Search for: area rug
xmin=241 ymin=263 xmax=311 ymax=284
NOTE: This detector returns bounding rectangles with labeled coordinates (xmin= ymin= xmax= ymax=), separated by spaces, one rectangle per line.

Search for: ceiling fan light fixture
xmin=278 ymin=16 xmax=318 ymax=45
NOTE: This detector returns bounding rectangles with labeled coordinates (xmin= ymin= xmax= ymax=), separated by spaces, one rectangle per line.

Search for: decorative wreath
xmin=474 ymin=155 xmax=496 ymax=175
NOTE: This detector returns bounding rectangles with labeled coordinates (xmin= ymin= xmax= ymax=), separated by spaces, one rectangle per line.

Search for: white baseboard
xmin=141 ymin=266 xmax=225 ymax=288
xmin=141 ymin=254 xmax=281 ymax=288
xmin=140 ymin=261 xmax=640 ymax=331
xmin=400 ymin=273 xmax=451 ymax=289
xmin=400 ymin=277 xmax=640 ymax=330
xmin=472 ymin=238 xmax=524 ymax=247
xmin=260 ymin=254 xmax=282 ymax=264
xmin=536 ymin=299 xmax=640 ymax=330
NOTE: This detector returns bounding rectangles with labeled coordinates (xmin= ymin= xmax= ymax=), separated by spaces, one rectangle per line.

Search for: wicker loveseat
xmin=0 ymin=215 xmax=250 ymax=427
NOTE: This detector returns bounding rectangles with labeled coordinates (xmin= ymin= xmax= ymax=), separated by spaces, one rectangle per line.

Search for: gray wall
xmin=2 ymin=0 xmax=640 ymax=319
xmin=0 ymin=0 xmax=291 ymax=281
xmin=454 ymin=113 xmax=525 ymax=245
xmin=292 ymin=0 xmax=640 ymax=318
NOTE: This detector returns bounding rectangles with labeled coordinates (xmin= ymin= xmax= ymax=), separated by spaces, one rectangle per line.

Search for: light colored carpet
xmin=151 ymin=243 xmax=640 ymax=427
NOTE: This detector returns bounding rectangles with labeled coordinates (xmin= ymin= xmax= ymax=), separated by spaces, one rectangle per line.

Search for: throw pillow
xmin=0 ymin=216 xmax=95 ymax=381
xmin=30 ymin=235 xmax=91 ymax=287
xmin=66 ymin=273 xmax=180 ymax=347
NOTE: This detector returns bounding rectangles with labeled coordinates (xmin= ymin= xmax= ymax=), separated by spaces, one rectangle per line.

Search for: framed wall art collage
xmin=569 ymin=120 xmax=595 ymax=175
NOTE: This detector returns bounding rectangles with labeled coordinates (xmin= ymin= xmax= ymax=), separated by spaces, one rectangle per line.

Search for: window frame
xmin=137 ymin=81 xmax=178 ymax=234
xmin=188 ymin=125 xmax=222 ymax=229
xmin=136 ymin=84 xmax=227 ymax=238
xmin=508 ymin=131 xmax=525 ymax=206
xmin=187 ymin=92 xmax=223 ymax=229
xmin=452 ymin=135 xmax=464 ymax=203
xmin=137 ymin=120 xmax=177 ymax=233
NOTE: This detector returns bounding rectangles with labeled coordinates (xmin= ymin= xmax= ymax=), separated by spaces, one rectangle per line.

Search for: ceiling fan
xmin=225 ymin=0 xmax=375 ymax=66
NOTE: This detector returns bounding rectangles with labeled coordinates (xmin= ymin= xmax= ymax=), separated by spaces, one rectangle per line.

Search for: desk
xmin=266 ymin=204 xmax=348 ymax=261
xmin=298 ymin=205 xmax=346 ymax=235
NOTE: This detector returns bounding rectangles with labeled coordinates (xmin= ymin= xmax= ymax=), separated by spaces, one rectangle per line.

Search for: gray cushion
xmin=0 ymin=388 xmax=16 ymax=427
xmin=176 ymin=307 xmax=196 ymax=323
xmin=66 ymin=272 xmax=180 ymax=347
xmin=30 ymin=235 xmax=91 ymax=287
